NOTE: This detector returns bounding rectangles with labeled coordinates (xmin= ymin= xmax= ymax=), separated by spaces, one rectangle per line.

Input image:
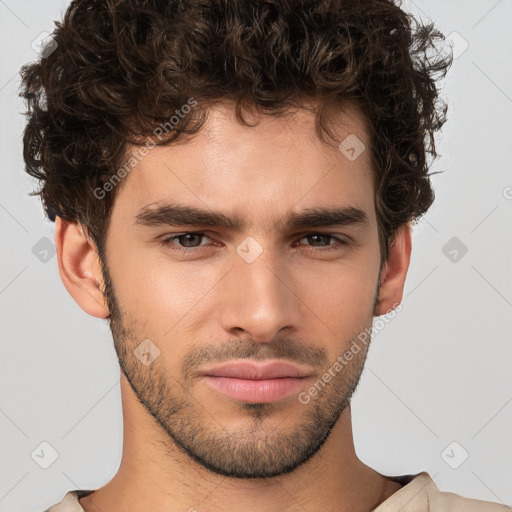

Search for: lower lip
xmin=203 ymin=376 xmax=308 ymax=403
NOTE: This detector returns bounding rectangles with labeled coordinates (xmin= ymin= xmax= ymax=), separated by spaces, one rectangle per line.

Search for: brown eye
xmin=160 ymin=232 xmax=211 ymax=251
xmin=296 ymin=233 xmax=347 ymax=251
xmin=301 ymin=234 xmax=334 ymax=247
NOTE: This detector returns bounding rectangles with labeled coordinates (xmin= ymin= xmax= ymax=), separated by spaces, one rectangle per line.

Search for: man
xmin=19 ymin=0 xmax=510 ymax=511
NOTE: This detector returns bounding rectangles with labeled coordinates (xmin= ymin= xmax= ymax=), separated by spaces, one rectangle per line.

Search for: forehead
xmin=113 ymin=100 xmax=375 ymax=228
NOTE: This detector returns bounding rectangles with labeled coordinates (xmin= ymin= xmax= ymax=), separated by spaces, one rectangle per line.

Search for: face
xmin=99 ymin=100 xmax=383 ymax=478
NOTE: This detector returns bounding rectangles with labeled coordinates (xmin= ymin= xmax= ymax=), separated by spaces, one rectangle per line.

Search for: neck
xmin=79 ymin=372 xmax=402 ymax=512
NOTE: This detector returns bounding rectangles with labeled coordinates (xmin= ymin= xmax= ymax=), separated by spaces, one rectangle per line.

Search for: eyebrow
xmin=134 ymin=202 xmax=369 ymax=232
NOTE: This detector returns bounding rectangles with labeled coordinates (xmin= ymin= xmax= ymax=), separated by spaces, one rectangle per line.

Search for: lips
xmin=200 ymin=360 xmax=313 ymax=403
xmin=201 ymin=360 xmax=312 ymax=380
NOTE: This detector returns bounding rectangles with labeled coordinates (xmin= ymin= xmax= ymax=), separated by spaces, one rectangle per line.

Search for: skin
xmin=55 ymin=99 xmax=411 ymax=512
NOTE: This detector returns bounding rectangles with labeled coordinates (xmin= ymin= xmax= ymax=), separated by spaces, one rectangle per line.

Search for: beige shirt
xmin=45 ymin=472 xmax=511 ymax=512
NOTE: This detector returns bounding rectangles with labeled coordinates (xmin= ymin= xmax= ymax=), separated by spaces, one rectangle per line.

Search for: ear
xmin=54 ymin=216 xmax=110 ymax=318
xmin=374 ymin=222 xmax=412 ymax=316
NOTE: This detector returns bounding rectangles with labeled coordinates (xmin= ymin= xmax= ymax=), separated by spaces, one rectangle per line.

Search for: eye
xmin=160 ymin=232 xmax=212 ymax=251
xmin=159 ymin=232 xmax=348 ymax=254
xmin=295 ymin=233 xmax=348 ymax=252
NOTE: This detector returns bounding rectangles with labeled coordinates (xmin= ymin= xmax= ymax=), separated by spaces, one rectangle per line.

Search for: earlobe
xmin=54 ymin=216 xmax=110 ymax=319
xmin=374 ymin=223 xmax=412 ymax=316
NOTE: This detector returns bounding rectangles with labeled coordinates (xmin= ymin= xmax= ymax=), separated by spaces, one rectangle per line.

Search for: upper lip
xmin=201 ymin=360 xmax=313 ymax=379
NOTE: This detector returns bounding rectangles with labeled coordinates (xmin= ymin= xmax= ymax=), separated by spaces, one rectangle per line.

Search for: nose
xmin=218 ymin=245 xmax=303 ymax=343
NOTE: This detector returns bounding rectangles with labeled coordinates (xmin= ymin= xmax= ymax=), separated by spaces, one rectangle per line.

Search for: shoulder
xmin=429 ymin=487 xmax=511 ymax=511
xmin=44 ymin=489 xmax=93 ymax=512
xmin=375 ymin=471 xmax=511 ymax=512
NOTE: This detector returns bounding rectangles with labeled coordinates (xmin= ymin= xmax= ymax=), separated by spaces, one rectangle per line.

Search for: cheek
xmin=110 ymin=248 xmax=221 ymax=335
xmin=295 ymin=262 xmax=378 ymax=327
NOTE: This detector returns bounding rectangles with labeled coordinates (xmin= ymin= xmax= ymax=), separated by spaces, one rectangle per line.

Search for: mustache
xmin=181 ymin=337 xmax=328 ymax=381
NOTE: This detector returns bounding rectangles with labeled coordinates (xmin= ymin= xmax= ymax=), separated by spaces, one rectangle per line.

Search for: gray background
xmin=1 ymin=0 xmax=511 ymax=510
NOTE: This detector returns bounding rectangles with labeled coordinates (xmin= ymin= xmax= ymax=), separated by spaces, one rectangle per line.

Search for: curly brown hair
xmin=19 ymin=0 xmax=452 ymax=264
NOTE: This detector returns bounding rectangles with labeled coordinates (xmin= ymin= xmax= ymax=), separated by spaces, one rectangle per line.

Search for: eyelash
xmin=159 ymin=232 xmax=348 ymax=253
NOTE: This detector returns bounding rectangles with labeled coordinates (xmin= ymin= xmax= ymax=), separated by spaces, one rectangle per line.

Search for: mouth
xmin=200 ymin=360 xmax=313 ymax=404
